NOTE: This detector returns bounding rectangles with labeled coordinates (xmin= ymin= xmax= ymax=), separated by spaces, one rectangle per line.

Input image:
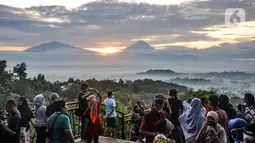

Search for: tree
xmin=37 ymin=74 xmax=46 ymax=82
xmin=13 ymin=62 xmax=27 ymax=80
xmin=68 ymin=77 xmax=75 ymax=83
xmin=119 ymin=78 xmax=124 ymax=87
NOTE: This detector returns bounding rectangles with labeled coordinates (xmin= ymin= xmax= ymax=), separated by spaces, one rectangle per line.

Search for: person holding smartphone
xmin=196 ymin=111 xmax=227 ymax=143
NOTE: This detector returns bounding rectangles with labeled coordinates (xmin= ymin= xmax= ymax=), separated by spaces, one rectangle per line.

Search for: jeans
xmin=81 ymin=116 xmax=87 ymax=140
xmin=35 ymin=126 xmax=47 ymax=143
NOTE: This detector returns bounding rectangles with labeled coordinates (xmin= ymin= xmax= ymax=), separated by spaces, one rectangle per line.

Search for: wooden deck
xmin=75 ymin=136 xmax=136 ymax=143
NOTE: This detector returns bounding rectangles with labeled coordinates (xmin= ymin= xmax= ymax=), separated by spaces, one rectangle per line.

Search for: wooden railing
xmin=0 ymin=101 xmax=148 ymax=142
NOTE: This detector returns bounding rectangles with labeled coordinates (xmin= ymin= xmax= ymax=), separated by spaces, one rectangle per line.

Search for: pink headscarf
xmin=88 ymin=95 xmax=97 ymax=124
xmin=206 ymin=111 xmax=219 ymax=123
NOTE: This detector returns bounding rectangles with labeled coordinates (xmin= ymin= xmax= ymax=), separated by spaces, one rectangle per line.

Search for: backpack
xmin=47 ymin=113 xmax=62 ymax=140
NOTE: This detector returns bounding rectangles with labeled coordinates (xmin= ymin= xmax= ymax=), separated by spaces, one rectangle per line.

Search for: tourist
xmin=163 ymin=98 xmax=172 ymax=120
xmin=0 ymin=100 xmax=21 ymax=143
xmin=137 ymin=101 xmax=145 ymax=117
xmin=243 ymin=123 xmax=255 ymax=143
xmin=179 ymin=98 xmax=206 ymax=143
xmin=46 ymin=93 xmax=59 ymax=118
xmin=237 ymin=104 xmax=245 ymax=118
xmin=168 ymin=89 xmax=184 ymax=143
xmin=77 ymin=83 xmax=90 ymax=141
xmin=17 ymin=96 xmax=33 ymax=143
xmin=201 ymin=98 xmax=210 ymax=116
xmin=182 ymin=99 xmax=191 ymax=113
xmin=153 ymin=119 xmax=175 ymax=143
xmin=83 ymin=89 xmax=103 ymax=143
xmin=140 ymin=94 xmax=168 ymax=143
xmin=196 ymin=111 xmax=227 ymax=143
xmin=130 ymin=105 xmax=142 ymax=141
xmin=104 ymin=91 xmax=117 ymax=137
xmin=219 ymin=94 xmax=237 ymax=119
xmin=34 ymin=94 xmax=47 ymax=143
xmin=208 ymin=95 xmax=229 ymax=133
xmin=48 ymin=100 xmax=75 ymax=143
xmin=228 ymin=118 xmax=247 ymax=143
xmin=243 ymin=93 xmax=255 ymax=123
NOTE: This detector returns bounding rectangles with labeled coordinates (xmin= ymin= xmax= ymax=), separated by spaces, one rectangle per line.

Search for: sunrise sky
xmin=0 ymin=0 xmax=254 ymax=54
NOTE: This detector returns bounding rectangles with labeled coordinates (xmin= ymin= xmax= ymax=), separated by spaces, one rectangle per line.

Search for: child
xmin=153 ymin=119 xmax=176 ymax=143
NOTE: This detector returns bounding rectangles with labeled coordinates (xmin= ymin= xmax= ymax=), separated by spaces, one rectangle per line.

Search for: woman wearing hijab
xmin=83 ymin=89 xmax=103 ymax=143
xmin=179 ymin=98 xmax=206 ymax=143
xmin=228 ymin=118 xmax=247 ymax=143
xmin=196 ymin=111 xmax=227 ymax=143
xmin=17 ymin=96 xmax=33 ymax=143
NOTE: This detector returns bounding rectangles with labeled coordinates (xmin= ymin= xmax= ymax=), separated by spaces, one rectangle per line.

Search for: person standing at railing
xmin=76 ymin=83 xmax=90 ymax=141
xmin=47 ymin=100 xmax=75 ymax=143
xmin=46 ymin=93 xmax=59 ymax=118
xmin=130 ymin=105 xmax=142 ymax=142
xmin=1 ymin=100 xmax=21 ymax=143
xmin=140 ymin=94 xmax=168 ymax=143
xmin=17 ymin=96 xmax=33 ymax=143
xmin=33 ymin=94 xmax=48 ymax=143
xmin=104 ymin=91 xmax=117 ymax=138
xmin=83 ymin=89 xmax=103 ymax=143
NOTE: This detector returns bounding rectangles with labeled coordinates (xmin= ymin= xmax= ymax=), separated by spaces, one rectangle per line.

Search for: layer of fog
xmin=1 ymin=51 xmax=255 ymax=96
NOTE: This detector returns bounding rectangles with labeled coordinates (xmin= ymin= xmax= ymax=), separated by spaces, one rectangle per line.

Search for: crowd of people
xmin=130 ymin=90 xmax=255 ymax=143
xmin=1 ymin=83 xmax=255 ymax=143
xmin=0 ymin=83 xmax=117 ymax=143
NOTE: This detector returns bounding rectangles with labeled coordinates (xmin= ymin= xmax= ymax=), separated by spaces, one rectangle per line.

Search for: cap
xmin=154 ymin=93 xmax=165 ymax=101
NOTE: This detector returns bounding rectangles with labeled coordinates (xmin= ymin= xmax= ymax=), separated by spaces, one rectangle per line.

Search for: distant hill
xmin=170 ymin=77 xmax=212 ymax=84
xmin=25 ymin=41 xmax=86 ymax=52
xmin=137 ymin=69 xmax=178 ymax=75
xmin=197 ymin=71 xmax=254 ymax=79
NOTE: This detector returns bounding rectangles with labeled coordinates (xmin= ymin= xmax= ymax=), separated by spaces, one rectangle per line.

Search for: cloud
xmin=0 ymin=0 xmax=254 ymax=50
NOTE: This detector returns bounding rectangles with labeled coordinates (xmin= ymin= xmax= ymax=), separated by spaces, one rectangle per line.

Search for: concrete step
xmin=75 ymin=136 xmax=135 ymax=143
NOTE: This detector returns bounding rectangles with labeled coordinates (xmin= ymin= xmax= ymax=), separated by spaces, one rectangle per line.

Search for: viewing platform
xmin=1 ymin=101 xmax=147 ymax=143
xmin=75 ymin=136 xmax=136 ymax=143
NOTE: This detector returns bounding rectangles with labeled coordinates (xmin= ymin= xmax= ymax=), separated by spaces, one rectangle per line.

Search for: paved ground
xmin=75 ymin=136 xmax=136 ymax=143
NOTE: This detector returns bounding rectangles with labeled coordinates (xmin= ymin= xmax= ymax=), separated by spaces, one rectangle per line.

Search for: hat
xmin=154 ymin=93 xmax=165 ymax=101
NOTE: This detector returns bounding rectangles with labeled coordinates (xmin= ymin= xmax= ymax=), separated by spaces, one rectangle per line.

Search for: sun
xmin=85 ymin=47 xmax=124 ymax=55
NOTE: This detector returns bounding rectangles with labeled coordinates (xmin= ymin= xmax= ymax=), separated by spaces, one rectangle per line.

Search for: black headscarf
xmin=219 ymin=94 xmax=237 ymax=119
xmin=18 ymin=96 xmax=32 ymax=128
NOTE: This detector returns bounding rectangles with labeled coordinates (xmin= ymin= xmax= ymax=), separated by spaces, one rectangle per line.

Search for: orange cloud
xmin=0 ymin=46 xmax=28 ymax=51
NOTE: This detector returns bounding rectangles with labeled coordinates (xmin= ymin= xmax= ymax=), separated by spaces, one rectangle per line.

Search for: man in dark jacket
xmin=78 ymin=83 xmax=90 ymax=141
xmin=168 ymin=89 xmax=184 ymax=143
xmin=1 ymin=100 xmax=21 ymax=143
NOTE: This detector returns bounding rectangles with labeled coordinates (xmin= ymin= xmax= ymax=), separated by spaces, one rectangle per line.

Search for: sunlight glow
xmin=0 ymin=46 xmax=28 ymax=51
xmin=85 ymin=47 xmax=125 ymax=54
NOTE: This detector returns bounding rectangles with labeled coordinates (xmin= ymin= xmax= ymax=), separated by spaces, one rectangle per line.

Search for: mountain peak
xmin=125 ymin=41 xmax=155 ymax=51
xmin=25 ymin=41 xmax=78 ymax=52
